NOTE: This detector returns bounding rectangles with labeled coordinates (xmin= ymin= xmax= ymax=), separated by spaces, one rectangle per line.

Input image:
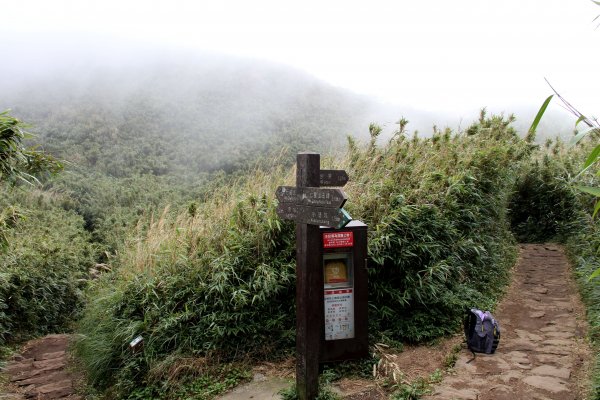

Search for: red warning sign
xmin=323 ymin=231 xmax=354 ymax=248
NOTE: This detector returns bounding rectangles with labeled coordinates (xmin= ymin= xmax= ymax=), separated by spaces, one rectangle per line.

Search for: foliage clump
xmin=0 ymin=188 xmax=95 ymax=344
xmin=507 ymin=125 xmax=600 ymax=398
xmin=0 ymin=110 xmax=62 ymax=185
xmin=0 ymin=111 xmax=91 ymax=345
xmin=540 ymin=133 xmax=600 ymax=399
xmin=567 ymin=221 xmax=600 ymax=398
xmin=509 ymin=156 xmax=581 ymax=243
xmin=349 ymin=111 xmax=527 ymax=341
xmin=76 ymin=165 xmax=297 ymax=393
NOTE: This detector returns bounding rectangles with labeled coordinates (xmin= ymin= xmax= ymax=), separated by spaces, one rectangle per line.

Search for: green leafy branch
xmin=0 ymin=110 xmax=63 ymax=186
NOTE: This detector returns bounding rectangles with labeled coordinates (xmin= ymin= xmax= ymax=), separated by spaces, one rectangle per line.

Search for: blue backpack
xmin=464 ymin=308 xmax=500 ymax=358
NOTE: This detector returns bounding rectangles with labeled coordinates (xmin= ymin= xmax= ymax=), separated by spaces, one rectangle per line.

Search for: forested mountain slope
xmin=0 ymin=51 xmax=390 ymax=254
xmin=1 ymin=53 xmax=377 ymax=177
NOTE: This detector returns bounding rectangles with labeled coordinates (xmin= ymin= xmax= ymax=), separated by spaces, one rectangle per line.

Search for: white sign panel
xmin=324 ymin=288 xmax=355 ymax=340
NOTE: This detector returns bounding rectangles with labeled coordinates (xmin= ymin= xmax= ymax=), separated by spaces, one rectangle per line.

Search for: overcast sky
xmin=1 ymin=0 xmax=599 ymax=116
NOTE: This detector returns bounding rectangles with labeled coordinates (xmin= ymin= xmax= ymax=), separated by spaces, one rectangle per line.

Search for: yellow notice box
xmin=324 ymin=259 xmax=348 ymax=284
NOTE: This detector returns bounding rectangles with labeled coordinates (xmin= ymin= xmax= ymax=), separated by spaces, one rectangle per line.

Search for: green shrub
xmin=512 ymin=135 xmax=600 ymax=398
xmin=76 ymin=166 xmax=297 ymax=394
xmin=351 ymin=113 xmax=524 ymax=341
xmin=565 ymin=218 xmax=600 ymax=399
xmin=0 ymin=187 xmax=95 ymax=344
xmin=559 ymin=142 xmax=600 ymax=399
xmin=509 ymin=156 xmax=581 ymax=242
xmin=76 ymin=113 xmax=531 ymax=396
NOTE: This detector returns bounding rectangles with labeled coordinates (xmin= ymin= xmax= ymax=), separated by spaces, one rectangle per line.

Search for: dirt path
xmin=1 ymin=334 xmax=81 ymax=400
xmin=424 ymin=244 xmax=592 ymax=400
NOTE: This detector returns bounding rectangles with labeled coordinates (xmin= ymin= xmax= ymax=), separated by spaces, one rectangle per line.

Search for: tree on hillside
xmin=0 ymin=110 xmax=62 ymax=185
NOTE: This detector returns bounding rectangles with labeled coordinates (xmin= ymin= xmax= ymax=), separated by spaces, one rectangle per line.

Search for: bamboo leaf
xmin=528 ymin=95 xmax=553 ymax=135
xmin=593 ymin=199 xmax=600 ymax=219
xmin=589 ymin=267 xmax=600 ymax=281
xmin=583 ymin=144 xmax=600 ymax=170
xmin=575 ymin=115 xmax=588 ymax=127
xmin=569 ymin=127 xmax=600 ymax=146
xmin=575 ymin=185 xmax=600 ymax=197
xmin=570 ymin=131 xmax=588 ymax=146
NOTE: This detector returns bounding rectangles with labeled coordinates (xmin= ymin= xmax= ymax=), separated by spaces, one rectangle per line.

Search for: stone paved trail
xmin=425 ymin=244 xmax=592 ymax=400
xmin=1 ymin=244 xmax=593 ymax=400
xmin=1 ymin=334 xmax=81 ymax=400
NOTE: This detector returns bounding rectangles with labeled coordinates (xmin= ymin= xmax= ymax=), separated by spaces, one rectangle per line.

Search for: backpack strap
xmin=466 ymin=349 xmax=476 ymax=364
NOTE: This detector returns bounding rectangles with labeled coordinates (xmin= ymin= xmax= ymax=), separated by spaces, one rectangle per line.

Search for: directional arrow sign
xmin=276 ymin=186 xmax=347 ymax=208
xmin=276 ymin=203 xmax=299 ymax=221
xmin=275 ymin=186 xmax=299 ymax=204
xmin=319 ymin=170 xmax=349 ymax=187
xmin=303 ymin=187 xmax=347 ymax=208
xmin=276 ymin=204 xmax=352 ymax=229
xmin=299 ymin=206 xmax=351 ymax=228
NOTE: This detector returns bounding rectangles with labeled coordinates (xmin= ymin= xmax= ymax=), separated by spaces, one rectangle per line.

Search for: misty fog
xmin=0 ymin=33 xmax=575 ymax=175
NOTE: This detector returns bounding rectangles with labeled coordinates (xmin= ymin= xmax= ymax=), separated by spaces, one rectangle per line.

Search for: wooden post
xmin=295 ymin=152 xmax=323 ymax=400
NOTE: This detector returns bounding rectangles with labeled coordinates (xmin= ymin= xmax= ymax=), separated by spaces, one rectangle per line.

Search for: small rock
xmin=530 ymin=365 xmax=571 ymax=380
xmin=5 ymin=360 xmax=35 ymax=375
xmin=540 ymin=326 xmax=558 ymax=332
xmin=0 ymin=395 xmax=26 ymax=400
xmin=37 ymin=351 xmax=66 ymax=361
xmin=32 ymin=358 xmax=66 ymax=370
xmin=16 ymin=370 xmax=68 ymax=386
xmin=543 ymin=339 xmax=572 ymax=347
xmin=538 ymin=346 xmax=571 ymax=356
xmin=430 ymin=387 xmax=479 ymax=400
xmin=544 ymin=331 xmax=574 ymax=339
xmin=515 ymin=363 xmax=532 ymax=370
xmin=25 ymin=379 xmax=73 ymax=399
xmin=523 ymin=375 xmax=568 ymax=393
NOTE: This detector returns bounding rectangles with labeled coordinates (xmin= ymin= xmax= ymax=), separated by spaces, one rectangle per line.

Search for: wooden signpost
xmin=276 ymin=153 xmax=351 ymax=400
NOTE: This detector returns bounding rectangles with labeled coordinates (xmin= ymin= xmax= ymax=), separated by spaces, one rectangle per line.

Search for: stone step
xmin=24 ymin=379 xmax=73 ymax=399
xmin=36 ymin=351 xmax=66 ymax=361
xmin=10 ymin=359 xmax=66 ymax=382
xmin=15 ymin=370 xmax=69 ymax=387
xmin=4 ymin=360 xmax=35 ymax=374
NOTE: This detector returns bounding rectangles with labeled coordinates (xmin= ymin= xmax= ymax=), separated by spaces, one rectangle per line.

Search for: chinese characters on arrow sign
xmin=276 ymin=186 xmax=347 ymax=208
xmin=319 ymin=170 xmax=349 ymax=187
xmin=275 ymin=169 xmax=351 ymax=229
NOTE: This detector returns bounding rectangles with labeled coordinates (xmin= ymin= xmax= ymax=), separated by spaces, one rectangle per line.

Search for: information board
xmin=324 ymin=288 xmax=355 ymax=340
